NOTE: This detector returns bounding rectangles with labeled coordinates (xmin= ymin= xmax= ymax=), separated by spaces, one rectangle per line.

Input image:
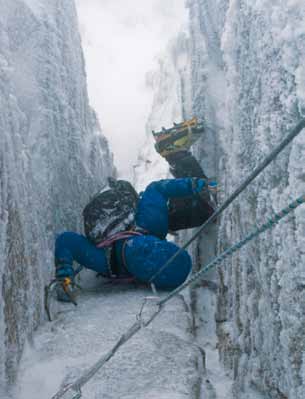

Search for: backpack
xmin=83 ymin=178 xmax=139 ymax=244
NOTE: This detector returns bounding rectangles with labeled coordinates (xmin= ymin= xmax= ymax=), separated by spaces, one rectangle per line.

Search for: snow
xmin=22 ymin=0 xmax=43 ymax=16
xmin=189 ymin=277 xmax=233 ymax=399
xmin=13 ymin=278 xmax=203 ymax=399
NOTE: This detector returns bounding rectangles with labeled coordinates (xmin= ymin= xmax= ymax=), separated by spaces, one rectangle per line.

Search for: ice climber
xmin=54 ymin=118 xmax=217 ymax=297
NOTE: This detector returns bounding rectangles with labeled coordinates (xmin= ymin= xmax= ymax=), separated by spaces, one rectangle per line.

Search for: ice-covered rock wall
xmin=0 ymin=0 xmax=113 ymax=389
xmin=188 ymin=1 xmax=305 ymax=398
xmin=140 ymin=0 xmax=305 ymax=396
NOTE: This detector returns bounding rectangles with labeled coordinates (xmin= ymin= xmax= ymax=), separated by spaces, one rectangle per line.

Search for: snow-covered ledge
xmin=14 ymin=282 xmax=205 ymax=398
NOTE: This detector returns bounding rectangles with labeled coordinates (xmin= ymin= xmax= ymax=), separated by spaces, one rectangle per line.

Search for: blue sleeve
xmin=135 ymin=178 xmax=197 ymax=239
xmin=145 ymin=178 xmax=195 ymax=199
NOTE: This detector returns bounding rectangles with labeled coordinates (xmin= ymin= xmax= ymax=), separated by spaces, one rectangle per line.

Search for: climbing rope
xmin=51 ymin=193 xmax=305 ymax=399
xmin=149 ymin=118 xmax=305 ymax=286
xmin=157 ymin=193 xmax=305 ymax=306
xmin=51 ymin=306 xmax=162 ymax=399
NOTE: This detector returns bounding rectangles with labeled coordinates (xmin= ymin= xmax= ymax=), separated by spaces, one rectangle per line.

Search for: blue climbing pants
xmin=55 ymin=231 xmax=109 ymax=274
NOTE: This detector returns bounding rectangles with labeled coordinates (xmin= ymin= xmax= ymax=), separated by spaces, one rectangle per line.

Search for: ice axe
xmin=45 ymin=265 xmax=84 ymax=321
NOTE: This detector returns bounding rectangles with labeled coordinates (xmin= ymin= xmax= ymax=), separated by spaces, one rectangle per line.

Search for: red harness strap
xmin=96 ymin=229 xmax=149 ymax=282
xmin=96 ymin=230 xmax=143 ymax=249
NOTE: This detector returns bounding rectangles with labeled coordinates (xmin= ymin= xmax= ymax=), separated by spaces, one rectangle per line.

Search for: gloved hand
xmin=192 ymin=178 xmax=218 ymax=194
xmin=207 ymin=180 xmax=218 ymax=192
xmin=193 ymin=178 xmax=207 ymax=193
xmin=192 ymin=178 xmax=218 ymax=209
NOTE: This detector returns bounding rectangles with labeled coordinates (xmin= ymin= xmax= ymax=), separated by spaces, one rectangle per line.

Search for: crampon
xmin=45 ymin=277 xmax=79 ymax=322
xmin=152 ymin=117 xmax=205 ymax=157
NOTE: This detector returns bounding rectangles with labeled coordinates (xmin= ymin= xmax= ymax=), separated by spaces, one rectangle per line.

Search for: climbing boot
xmin=153 ymin=117 xmax=205 ymax=158
xmin=55 ymin=277 xmax=77 ymax=303
xmin=54 ymin=262 xmax=75 ymax=302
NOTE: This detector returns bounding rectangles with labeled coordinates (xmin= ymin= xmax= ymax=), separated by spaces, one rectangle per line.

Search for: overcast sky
xmin=75 ymin=0 xmax=187 ymax=178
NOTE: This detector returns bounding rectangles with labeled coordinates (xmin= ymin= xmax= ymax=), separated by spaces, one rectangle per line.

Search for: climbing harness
xmin=51 ymin=119 xmax=305 ymax=399
xmin=149 ymin=118 xmax=305 ymax=290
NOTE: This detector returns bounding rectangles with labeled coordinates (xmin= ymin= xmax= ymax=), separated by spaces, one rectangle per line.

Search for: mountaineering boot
xmin=152 ymin=117 xmax=205 ymax=158
xmin=55 ymin=278 xmax=77 ymax=303
xmin=55 ymin=263 xmax=76 ymax=303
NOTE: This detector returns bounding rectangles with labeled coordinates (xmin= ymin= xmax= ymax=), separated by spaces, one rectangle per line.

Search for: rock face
xmin=0 ymin=0 xmax=113 ymax=389
xmin=139 ymin=1 xmax=305 ymax=397
xmin=187 ymin=1 xmax=305 ymax=398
